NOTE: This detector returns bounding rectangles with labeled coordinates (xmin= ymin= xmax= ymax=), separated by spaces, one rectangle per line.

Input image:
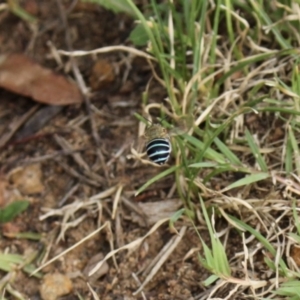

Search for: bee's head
xmin=144 ymin=123 xmax=169 ymax=141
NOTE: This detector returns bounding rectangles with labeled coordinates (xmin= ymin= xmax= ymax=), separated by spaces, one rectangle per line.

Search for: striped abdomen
xmin=146 ymin=138 xmax=171 ymax=165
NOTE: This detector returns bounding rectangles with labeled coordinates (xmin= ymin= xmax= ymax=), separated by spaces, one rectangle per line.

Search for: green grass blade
xmin=214 ymin=137 xmax=242 ymax=165
xmin=83 ymin=0 xmax=136 ymax=16
xmin=135 ymin=166 xmax=179 ymax=196
xmin=222 ymin=172 xmax=270 ymax=192
xmin=245 ymin=128 xmax=268 ymax=172
xmin=0 ymin=200 xmax=30 ymax=223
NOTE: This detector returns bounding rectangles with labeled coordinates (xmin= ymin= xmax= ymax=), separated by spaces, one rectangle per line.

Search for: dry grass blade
xmin=131 ymin=273 xmax=147 ymax=300
xmin=133 ymin=226 xmax=187 ymax=295
xmin=31 ymin=222 xmax=109 ymax=276
xmin=58 ymin=45 xmax=155 ymax=61
xmin=111 ymin=184 xmax=123 ymax=219
xmin=89 ymin=218 xmax=170 ymax=277
xmin=86 ymin=282 xmax=100 ymax=300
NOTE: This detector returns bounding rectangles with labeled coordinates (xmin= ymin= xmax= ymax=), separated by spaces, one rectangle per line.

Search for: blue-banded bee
xmin=144 ymin=123 xmax=172 ymax=165
xmin=129 ymin=114 xmax=192 ymax=166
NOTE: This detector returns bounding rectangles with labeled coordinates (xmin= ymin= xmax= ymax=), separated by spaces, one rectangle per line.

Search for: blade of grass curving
xmin=189 ymin=162 xmax=218 ymax=168
xmin=245 ymin=128 xmax=268 ymax=172
xmin=258 ymin=106 xmax=300 ymax=115
xmin=82 ymin=0 xmax=136 ymax=16
xmin=11 ymin=232 xmax=42 ymax=240
xmin=0 ymin=253 xmax=24 ymax=272
xmin=198 ymin=242 xmax=214 ymax=271
xmin=8 ymin=0 xmax=37 ymax=23
xmin=203 ymin=274 xmax=219 ymax=286
xmin=221 ymin=172 xmax=270 ymax=192
xmin=189 ymin=161 xmax=253 ymax=184
xmin=135 ymin=165 xmax=179 ymax=196
xmin=169 ymin=208 xmax=185 ymax=229
xmin=214 ymin=136 xmax=242 ymax=165
xmin=247 ymin=88 xmax=266 ymax=104
xmin=134 ymin=112 xmax=150 ymax=125
xmin=183 ymin=133 xmax=226 ymax=164
xmin=274 ymin=281 xmax=300 ymax=298
xmin=0 ymin=200 xmax=29 ymax=223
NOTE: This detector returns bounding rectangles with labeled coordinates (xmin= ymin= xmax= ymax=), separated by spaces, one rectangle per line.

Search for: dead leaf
xmin=83 ymin=253 xmax=109 ymax=283
xmin=131 ymin=199 xmax=182 ymax=226
xmin=0 ymin=54 xmax=82 ymax=105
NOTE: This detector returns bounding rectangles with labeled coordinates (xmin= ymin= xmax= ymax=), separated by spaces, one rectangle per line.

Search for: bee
xmin=144 ymin=123 xmax=172 ymax=165
xmin=129 ymin=113 xmax=192 ymax=166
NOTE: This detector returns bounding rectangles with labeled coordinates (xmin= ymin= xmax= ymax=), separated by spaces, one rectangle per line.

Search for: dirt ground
xmin=0 ymin=1 xmax=252 ymax=299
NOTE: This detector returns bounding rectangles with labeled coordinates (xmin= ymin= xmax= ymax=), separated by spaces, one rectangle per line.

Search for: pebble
xmin=39 ymin=273 xmax=73 ymax=300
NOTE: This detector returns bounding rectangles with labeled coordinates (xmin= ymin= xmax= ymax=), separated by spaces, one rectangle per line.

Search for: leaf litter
xmin=0 ymin=54 xmax=83 ymax=105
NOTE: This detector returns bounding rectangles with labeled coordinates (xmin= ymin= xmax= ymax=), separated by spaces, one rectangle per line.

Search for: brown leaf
xmin=0 ymin=54 xmax=82 ymax=105
xmin=83 ymin=253 xmax=109 ymax=283
xmin=132 ymin=199 xmax=182 ymax=226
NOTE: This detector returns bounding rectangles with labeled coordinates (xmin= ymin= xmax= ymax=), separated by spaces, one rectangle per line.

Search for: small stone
xmin=39 ymin=273 xmax=73 ymax=300
xmin=9 ymin=164 xmax=44 ymax=194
